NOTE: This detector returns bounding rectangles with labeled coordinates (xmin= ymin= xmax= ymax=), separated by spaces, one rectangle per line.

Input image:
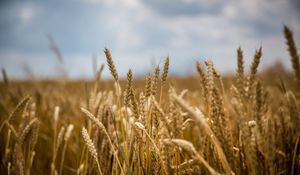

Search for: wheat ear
xmin=236 ymin=47 xmax=245 ymax=96
xmin=161 ymin=56 xmax=169 ymax=85
xmin=284 ymin=26 xmax=300 ymax=89
xmin=124 ymin=69 xmax=133 ymax=106
xmin=104 ymin=48 xmax=119 ymax=82
xmin=248 ymin=47 xmax=262 ymax=95
xmin=151 ymin=65 xmax=160 ymax=96
xmin=81 ymin=127 xmax=103 ymax=175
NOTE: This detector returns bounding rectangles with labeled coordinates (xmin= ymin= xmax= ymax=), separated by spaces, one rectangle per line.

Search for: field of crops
xmin=0 ymin=27 xmax=299 ymax=175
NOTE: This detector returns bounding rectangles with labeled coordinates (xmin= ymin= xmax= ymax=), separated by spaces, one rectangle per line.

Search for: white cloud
xmin=1 ymin=0 xmax=300 ymax=79
xmin=222 ymin=5 xmax=237 ymax=18
xmin=98 ymin=0 xmax=299 ymax=74
xmin=19 ymin=6 xmax=34 ymax=23
xmin=97 ymin=0 xmax=154 ymax=51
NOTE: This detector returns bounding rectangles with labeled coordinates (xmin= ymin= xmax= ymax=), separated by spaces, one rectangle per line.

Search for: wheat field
xmin=0 ymin=26 xmax=299 ymax=175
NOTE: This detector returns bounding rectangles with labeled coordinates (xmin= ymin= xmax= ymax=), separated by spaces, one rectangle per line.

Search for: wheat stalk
xmin=51 ymin=106 xmax=60 ymax=175
xmin=59 ymin=124 xmax=74 ymax=175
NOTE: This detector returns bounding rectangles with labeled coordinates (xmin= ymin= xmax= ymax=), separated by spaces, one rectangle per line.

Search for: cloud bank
xmin=0 ymin=0 xmax=299 ymax=79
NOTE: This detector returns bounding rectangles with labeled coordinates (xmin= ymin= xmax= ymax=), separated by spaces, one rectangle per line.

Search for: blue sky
xmin=0 ymin=0 xmax=300 ymax=79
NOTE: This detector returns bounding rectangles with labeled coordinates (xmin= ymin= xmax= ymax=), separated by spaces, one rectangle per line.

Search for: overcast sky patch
xmin=0 ymin=0 xmax=299 ymax=79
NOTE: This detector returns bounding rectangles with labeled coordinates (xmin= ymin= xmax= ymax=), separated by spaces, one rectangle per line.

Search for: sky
xmin=0 ymin=0 xmax=300 ymax=79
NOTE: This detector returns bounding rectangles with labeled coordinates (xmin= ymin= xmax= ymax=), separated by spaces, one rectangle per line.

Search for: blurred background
xmin=0 ymin=0 xmax=300 ymax=80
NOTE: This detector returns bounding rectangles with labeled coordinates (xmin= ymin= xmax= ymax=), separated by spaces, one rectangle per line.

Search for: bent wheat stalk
xmin=171 ymin=93 xmax=233 ymax=175
xmin=80 ymin=107 xmax=125 ymax=175
xmin=0 ymin=96 xmax=31 ymax=133
xmin=134 ymin=122 xmax=169 ymax=175
xmin=163 ymin=138 xmax=220 ymax=175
